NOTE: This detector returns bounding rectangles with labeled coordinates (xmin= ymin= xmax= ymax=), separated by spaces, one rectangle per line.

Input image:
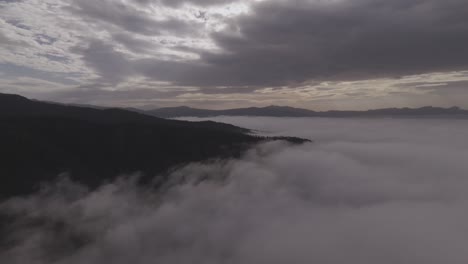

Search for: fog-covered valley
xmin=4 ymin=0 xmax=468 ymax=262
xmin=2 ymin=117 xmax=468 ymax=264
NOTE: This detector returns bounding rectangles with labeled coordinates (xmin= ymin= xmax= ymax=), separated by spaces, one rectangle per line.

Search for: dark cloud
xmin=7 ymin=0 xmax=466 ymax=106
xmin=133 ymin=0 xmax=234 ymax=7
xmin=197 ymin=0 xmax=468 ymax=86
xmin=198 ymin=86 xmax=260 ymax=94
xmin=41 ymin=54 xmax=70 ymax=63
xmin=71 ymin=40 xmax=132 ymax=84
xmin=112 ymin=33 xmax=159 ymax=54
xmin=4 ymin=19 xmax=31 ymax=30
xmin=77 ymin=0 xmax=468 ymax=90
xmin=34 ymin=34 xmax=58 ymax=45
xmin=158 ymin=0 xmax=235 ymax=7
xmin=67 ymin=0 xmax=199 ymax=36
xmin=68 ymin=38 xmax=217 ymax=87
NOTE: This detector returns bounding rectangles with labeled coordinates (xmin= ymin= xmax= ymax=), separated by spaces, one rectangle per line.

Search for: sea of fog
xmin=2 ymin=117 xmax=468 ymax=264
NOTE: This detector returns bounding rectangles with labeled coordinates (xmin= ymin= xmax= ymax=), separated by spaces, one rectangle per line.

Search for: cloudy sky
xmin=1 ymin=0 xmax=468 ymax=110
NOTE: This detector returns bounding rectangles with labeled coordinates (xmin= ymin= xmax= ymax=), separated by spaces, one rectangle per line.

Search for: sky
xmin=1 ymin=0 xmax=468 ymax=110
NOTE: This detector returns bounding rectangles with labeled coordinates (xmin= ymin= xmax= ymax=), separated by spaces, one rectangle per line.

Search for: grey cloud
xmin=134 ymin=54 xmax=274 ymax=88
xmin=0 ymin=63 xmax=79 ymax=85
xmin=67 ymin=0 xmax=199 ymax=36
xmin=395 ymin=80 xmax=468 ymax=93
xmin=133 ymin=0 xmax=234 ymax=7
xmin=2 ymin=118 xmax=468 ymax=263
xmin=12 ymin=0 xmax=467 ymax=104
xmin=315 ymin=87 xmax=336 ymax=91
xmin=196 ymin=0 xmax=468 ymax=86
xmin=0 ymin=31 xmax=29 ymax=47
xmin=412 ymin=80 xmax=468 ymax=94
xmin=111 ymin=33 xmax=159 ymax=54
xmin=42 ymin=54 xmax=70 ymax=63
xmin=69 ymin=38 xmax=191 ymax=86
xmin=158 ymin=0 xmax=235 ymax=7
xmin=197 ymin=86 xmax=260 ymax=94
xmin=71 ymin=40 xmax=132 ymax=84
xmin=4 ymin=19 xmax=31 ymax=30
xmin=0 ymin=0 xmax=24 ymax=2
xmin=134 ymin=57 xmax=205 ymax=83
xmin=34 ymin=34 xmax=58 ymax=45
xmin=43 ymin=86 xmax=192 ymax=106
xmin=345 ymin=92 xmax=367 ymax=97
xmin=395 ymin=82 xmax=449 ymax=89
xmin=103 ymin=0 xmax=468 ymax=89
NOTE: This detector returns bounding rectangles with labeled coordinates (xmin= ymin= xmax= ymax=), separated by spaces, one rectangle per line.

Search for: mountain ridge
xmin=146 ymin=105 xmax=468 ymax=118
xmin=0 ymin=93 xmax=309 ymax=199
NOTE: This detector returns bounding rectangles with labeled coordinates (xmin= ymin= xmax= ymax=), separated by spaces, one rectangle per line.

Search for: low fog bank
xmin=181 ymin=116 xmax=468 ymax=147
xmin=2 ymin=117 xmax=468 ymax=263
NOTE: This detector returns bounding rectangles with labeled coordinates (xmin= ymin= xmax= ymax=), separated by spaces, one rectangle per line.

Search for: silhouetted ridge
xmin=0 ymin=93 xmax=310 ymax=199
xmin=147 ymin=105 xmax=468 ymax=118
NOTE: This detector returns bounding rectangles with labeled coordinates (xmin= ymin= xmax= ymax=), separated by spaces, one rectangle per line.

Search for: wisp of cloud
xmin=2 ymin=117 xmax=468 ymax=264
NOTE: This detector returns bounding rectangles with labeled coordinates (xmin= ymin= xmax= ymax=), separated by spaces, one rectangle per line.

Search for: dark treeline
xmin=0 ymin=93 xmax=309 ymax=199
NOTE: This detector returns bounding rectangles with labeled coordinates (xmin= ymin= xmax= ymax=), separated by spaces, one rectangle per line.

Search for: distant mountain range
xmin=146 ymin=105 xmax=468 ymax=118
xmin=0 ymin=93 xmax=308 ymax=199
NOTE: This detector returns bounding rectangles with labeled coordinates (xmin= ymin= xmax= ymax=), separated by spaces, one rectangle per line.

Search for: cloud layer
xmin=1 ymin=0 xmax=468 ymax=108
xmin=2 ymin=117 xmax=468 ymax=263
xmin=61 ymin=0 xmax=468 ymax=87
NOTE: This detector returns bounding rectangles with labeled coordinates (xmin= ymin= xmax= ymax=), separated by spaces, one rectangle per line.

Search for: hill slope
xmin=0 ymin=93 xmax=308 ymax=199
